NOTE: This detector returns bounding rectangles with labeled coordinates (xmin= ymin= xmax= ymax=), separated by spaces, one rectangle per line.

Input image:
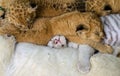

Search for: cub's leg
xmin=77 ymin=45 xmax=95 ymax=73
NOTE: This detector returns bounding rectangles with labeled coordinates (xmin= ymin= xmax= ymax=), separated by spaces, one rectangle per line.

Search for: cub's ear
xmin=28 ymin=3 xmax=37 ymax=13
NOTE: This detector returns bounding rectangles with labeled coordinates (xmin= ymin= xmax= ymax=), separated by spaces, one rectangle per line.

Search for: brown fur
xmin=86 ymin=0 xmax=120 ymax=16
xmin=0 ymin=11 xmax=113 ymax=53
xmin=0 ymin=10 xmax=4 ymax=17
xmin=14 ymin=0 xmax=120 ymax=17
xmin=0 ymin=0 xmax=11 ymax=9
xmin=19 ymin=0 xmax=86 ymax=17
xmin=0 ymin=0 xmax=37 ymax=29
xmin=1 ymin=0 xmax=120 ymax=17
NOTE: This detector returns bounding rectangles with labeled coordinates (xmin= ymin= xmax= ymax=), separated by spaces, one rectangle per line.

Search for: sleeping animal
xmin=48 ymin=14 xmax=120 ymax=73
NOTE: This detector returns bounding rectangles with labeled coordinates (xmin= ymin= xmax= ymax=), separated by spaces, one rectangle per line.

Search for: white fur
xmin=0 ymin=34 xmax=16 ymax=76
xmin=68 ymin=42 xmax=79 ymax=49
xmin=0 ymin=35 xmax=119 ymax=76
xmin=77 ymin=45 xmax=95 ymax=73
xmin=47 ymin=35 xmax=95 ymax=73
xmin=7 ymin=42 xmax=81 ymax=76
xmin=6 ymin=39 xmax=120 ymax=76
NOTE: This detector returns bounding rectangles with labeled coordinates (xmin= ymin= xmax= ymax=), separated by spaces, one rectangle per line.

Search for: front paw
xmin=77 ymin=61 xmax=91 ymax=73
xmin=105 ymin=45 xmax=113 ymax=54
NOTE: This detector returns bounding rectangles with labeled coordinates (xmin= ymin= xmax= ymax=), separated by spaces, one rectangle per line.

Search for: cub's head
xmin=75 ymin=12 xmax=104 ymax=42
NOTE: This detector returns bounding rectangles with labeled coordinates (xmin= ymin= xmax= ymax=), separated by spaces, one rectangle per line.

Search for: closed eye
xmin=76 ymin=24 xmax=88 ymax=32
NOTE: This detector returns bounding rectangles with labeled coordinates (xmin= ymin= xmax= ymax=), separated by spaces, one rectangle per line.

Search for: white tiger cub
xmin=47 ymin=14 xmax=120 ymax=73
xmin=47 ymin=35 xmax=95 ymax=73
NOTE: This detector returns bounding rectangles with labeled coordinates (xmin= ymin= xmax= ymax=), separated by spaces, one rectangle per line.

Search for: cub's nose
xmin=61 ymin=44 xmax=64 ymax=47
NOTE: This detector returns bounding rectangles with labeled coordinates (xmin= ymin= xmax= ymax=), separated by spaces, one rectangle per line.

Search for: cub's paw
xmin=47 ymin=35 xmax=67 ymax=48
xmin=77 ymin=61 xmax=91 ymax=73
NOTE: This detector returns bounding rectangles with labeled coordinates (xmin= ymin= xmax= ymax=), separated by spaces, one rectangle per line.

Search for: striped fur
xmin=101 ymin=14 xmax=120 ymax=56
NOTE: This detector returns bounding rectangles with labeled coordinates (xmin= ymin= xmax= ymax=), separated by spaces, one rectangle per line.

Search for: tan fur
xmin=13 ymin=0 xmax=120 ymax=17
xmin=0 ymin=11 xmax=113 ymax=53
xmin=0 ymin=0 xmax=11 ymax=9
xmin=18 ymin=0 xmax=86 ymax=17
xmin=86 ymin=0 xmax=120 ymax=16
xmin=0 ymin=10 xmax=4 ymax=17
xmin=0 ymin=0 xmax=37 ymax=29
xmin=1 ymin=0 xmax=120 ymax=17
xmin=33 ymin=0 xmax=120 ymax=17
